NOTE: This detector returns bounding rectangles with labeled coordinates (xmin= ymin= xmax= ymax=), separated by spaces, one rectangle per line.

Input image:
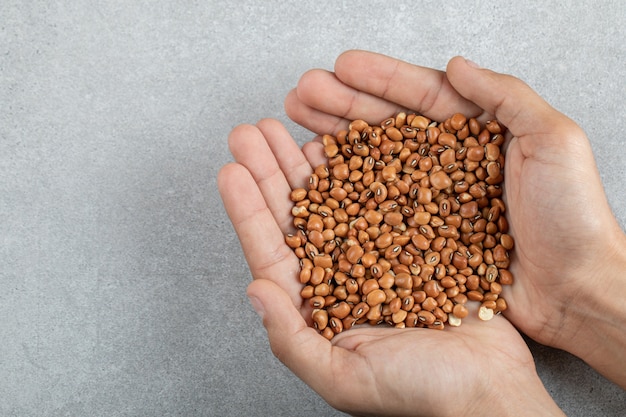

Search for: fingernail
xmin=464 ymin=58 xmax=481 ymax=69
xmin=248 ymin=296 xmax=265 ymax=318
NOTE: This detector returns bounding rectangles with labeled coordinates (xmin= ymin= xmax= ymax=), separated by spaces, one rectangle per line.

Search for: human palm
xmin=498 ymin=122 xmax=618 ymax=346
xmin=219 ymin=117 xmax=542 ymax=416
xmin=318 ymin=315 xmax=535 ymax=417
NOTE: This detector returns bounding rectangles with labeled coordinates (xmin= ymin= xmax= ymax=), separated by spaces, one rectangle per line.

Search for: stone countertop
xmin=1 ymin=1 xmax=625 ymax=416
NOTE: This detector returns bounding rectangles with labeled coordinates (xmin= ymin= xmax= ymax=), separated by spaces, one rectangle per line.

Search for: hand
xmin=285 ymin=50 xmax=626 ymax=387
xmin=218 ymin=118 xmax=563 ymax=415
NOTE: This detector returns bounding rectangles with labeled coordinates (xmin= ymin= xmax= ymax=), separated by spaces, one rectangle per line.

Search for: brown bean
xmin=352 ymin=302 xmax=370 ymax=319
xmin=418 ymin=224 xmax=435 ymax=240
xmin=486 ymin=161 xmax=501 ymax=179
xmin=324 ymin=144 xmax=339 ymax=158
xmin=413 ymin=211 xmax=431 ymax=225
xmin=450 ymin=113 xmax=467 ymax=131
xmin=384 ymin=211 xmax=404 ymax=227
xmin=364 ymin=209 xmax=383 ymax=225
xmin=436 ymin=197 xmax=450 ymax=217
xmin=484 ymin=143 xmax=500 ymax=161
xmin=422 ymin=296 xmax=438 ymax=311
xmin=392 ymin=309 xmax=408 ymax=324
xmin=378 ymin=200 xmax=398 ymax=212
xmin=388 ymin=297 xmax=402 ymax=314
xmin=401 ymin=296 xmax=415 ymax=311
xmin=384 ymin=244 xmax=403 ymax=259
xmin=361 ymin=278 xmax=380 ymax=295
xmin=486 ymin=120 xmax=502 ymax=134
xmin=328 ymin=301 xmax=351 ymax=319
xmin=485 ymin=264 xmax=499 ymax=282
xmin=439 ymin=148 xmax=456 ymax=167
xmin=329 ymin=317 xmax=344 ymax=334
xmin=425 ymin=251 xmax=441 ymax=266
xmin=436 ymin=132 xmax=455 ymax=148
xmin=469 ymin=183 xmax=487 ymax=199
xmin=490 ymin=281 xmax=503 ymax=295
xmin=429 ymin=171 xmax=452 ymax=190
xmin=349 ymin=119 xmax=368 ymax=132
xmin=422 ymin=280 xmax=441 ymax=300
xmin=291 ymin=205 xmax=310 ymax=218
xmin=378 ymin=272 xmax=395 ymax=289
xmin=499 ymin=269 xmax=514 ymax=285
xmin=309 ymin=266 xmax=325 ymax=286
xmin=393 ymin=272 xmax=413 ymax=289
xmin=342 ymin=279 xmax=357 ymax=295
xmin=438 ymin=225 xmax=459 ymax=239
xmin=467 ymin=290 xmax=484 ymax=302
xmin=345 ymin=245 xmax=364 ymax=264
xmin=500 ymin=234 xmax=515 ymax=250
xmin=452 ymin=303 xmax=469 ymax=319
xmin=453 ymin=293 xmax=468 ymax=305
xmin=290 ymin=188 xmax=308 ymax=202
xmin=285 ymin=234 xmax=302 ymax=249
xmin=495 ymin=297 xmax=508 ymax=312
xmin=309 ymin=295 xmax=326 ymax=309
xmin=466 ymin=146 xmax=485 ymax=162
xmin=366 ymin=289 xmax=387 ymax=306
xmin=413 ymin=290 xmax=427 ymax=304
xmin=417 ymin=310 xmax=436 ymax=325
xmin=331 ymin=163 xmax=350 ymax=180
xmin=493 ymin=244 xmax=508 ymax=263
xmin=312 ymin=309 xmax=329 ymax=330
xmin=369 ymin=181 xmax=388 ymax=204
xmin=314 ymin=283 xmax=331 ymax=297
xmin=459 ymin=201 xmax=478 ymax=219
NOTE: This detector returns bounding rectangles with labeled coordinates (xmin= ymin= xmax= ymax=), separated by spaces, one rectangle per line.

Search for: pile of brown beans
xmin=286 ymin=112 xmax=514 ymax=340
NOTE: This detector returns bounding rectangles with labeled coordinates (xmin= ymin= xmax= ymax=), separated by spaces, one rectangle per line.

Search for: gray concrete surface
xmin=1 ymin=1 xmax=625 ymax=416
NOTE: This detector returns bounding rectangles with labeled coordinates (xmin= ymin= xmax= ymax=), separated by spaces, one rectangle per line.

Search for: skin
xmin=218 ymin=50 xmax=626 ymax=416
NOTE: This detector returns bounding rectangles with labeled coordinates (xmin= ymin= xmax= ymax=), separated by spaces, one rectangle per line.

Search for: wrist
xmin=554 ymin=230 xmax=626 ymax=388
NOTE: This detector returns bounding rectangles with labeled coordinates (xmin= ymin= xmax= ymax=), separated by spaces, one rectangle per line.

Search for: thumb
xmin=246 ymin=279 xmax=337 ymax=395
xmin=446 ymin=57 xmax=581 ymax=143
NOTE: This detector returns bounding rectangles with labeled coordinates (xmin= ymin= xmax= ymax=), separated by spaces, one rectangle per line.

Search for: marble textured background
xmin=1 ymin=1 xmax=625 ymax=415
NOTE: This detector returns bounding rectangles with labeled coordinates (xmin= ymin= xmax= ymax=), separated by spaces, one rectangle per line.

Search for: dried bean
xmin=287 ymin=112 xmax=514 ymax=339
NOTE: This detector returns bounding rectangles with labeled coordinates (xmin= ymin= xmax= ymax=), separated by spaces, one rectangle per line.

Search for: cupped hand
xmin=285 ymin=50 xmax=626 ymax=356
xmin=218 ymin=118 xmax=563 ymax=416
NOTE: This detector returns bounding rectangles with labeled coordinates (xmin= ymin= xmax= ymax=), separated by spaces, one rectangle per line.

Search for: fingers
xmin=286 ymin=50 xmax=483 ymax=135
xmin=228 ymin=121 xmax=312 ymax=190
xmin=247 ymin=279 xmax=359 ymax=406
xmin=446 ymin=56 xmax=584 ymax=150
xmin=255 ymin=118 xmax=315 ymax=190
xmin=334 ymin=50 xmax=482 ymax=121
xmin=285 ymin=88 xmax=350 ymax=135
xmin=217 ymin=163 xmax=303 ymax=306
xmin=288 ymin=69 xmax=405 ymax=134
xmin=227 ymin=121 xmax=311 ymax=233
xmin=301 ymin=139 xmax=326 ymax=168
